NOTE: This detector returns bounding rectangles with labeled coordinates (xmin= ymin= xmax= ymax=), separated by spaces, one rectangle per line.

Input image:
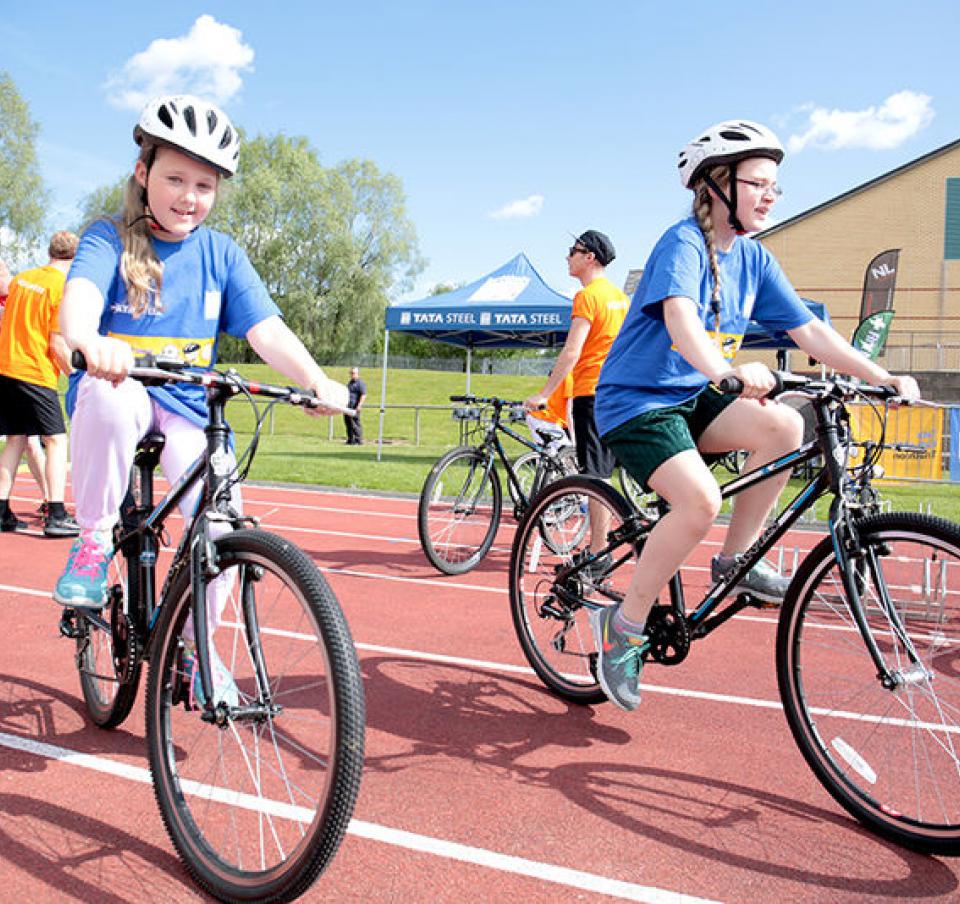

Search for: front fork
xmin=828 ymin=500 xmax=927 ymax=688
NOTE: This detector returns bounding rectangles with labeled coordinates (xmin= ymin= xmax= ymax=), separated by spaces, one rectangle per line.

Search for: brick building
xmin=757 ymin=138 xmax=960 ymax=373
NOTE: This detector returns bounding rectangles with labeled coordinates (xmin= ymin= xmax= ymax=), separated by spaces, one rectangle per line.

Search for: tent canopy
xmin=384 ymin=252 xmax=572 ymax=349
xmin=741 ymin=298 xmax=832 ymax=350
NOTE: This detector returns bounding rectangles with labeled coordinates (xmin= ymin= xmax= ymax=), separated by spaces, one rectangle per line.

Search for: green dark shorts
xmin=602 ymin=385 xmax=737 ymax=491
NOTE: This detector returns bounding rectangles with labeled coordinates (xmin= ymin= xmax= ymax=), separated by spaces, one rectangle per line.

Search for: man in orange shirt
xmin=525 ymin=230 xmax=629 ymax=572
xmin=0 ymin=232 xmax=79 ymax=536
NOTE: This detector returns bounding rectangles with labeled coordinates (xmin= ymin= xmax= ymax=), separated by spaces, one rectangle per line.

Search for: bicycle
xmin=509 ymin=372 xmax=960 ymax=854
xmin=59 ymin=354 xmax=365 ymax=903
xmin=418 ymin=395 xmax=579 ymax=574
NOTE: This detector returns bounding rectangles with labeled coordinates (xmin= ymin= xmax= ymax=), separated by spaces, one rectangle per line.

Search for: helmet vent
xmin=219 ymin=125 xmax=234 ymax=150
xmin=719 ymin=130 xmax=749 ymax=141
xmin=158 ymin=105 xmax=174 ymax=130
xmin=183 ymin=105 xmax=197 ymax=136
xmin=206 ymin=109 xmax=218 ymax=134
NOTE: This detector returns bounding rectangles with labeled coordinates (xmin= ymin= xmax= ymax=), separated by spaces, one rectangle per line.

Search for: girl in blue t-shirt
xmin=53 ymin=95 xmax=348 ymax=705
xmin=589 ymin=119 xmax=920 ymax=712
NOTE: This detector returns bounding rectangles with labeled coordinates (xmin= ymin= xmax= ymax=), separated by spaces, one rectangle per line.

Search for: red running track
xmin=0 ymin=479 xmax=958 ymax=903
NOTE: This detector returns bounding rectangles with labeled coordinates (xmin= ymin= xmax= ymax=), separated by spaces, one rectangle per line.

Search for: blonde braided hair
xmin=692 ymin=164 xmax=730 ymax=338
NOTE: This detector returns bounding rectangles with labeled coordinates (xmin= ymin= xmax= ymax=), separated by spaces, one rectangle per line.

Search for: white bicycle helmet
xmin=677 ymin=120 xmax=783 ymax=189
xmin=134 ymin=94 xmax=240 ymax=177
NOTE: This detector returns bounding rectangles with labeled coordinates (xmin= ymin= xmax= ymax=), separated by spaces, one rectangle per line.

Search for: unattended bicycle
xmin=60 ymin=353 xmax=365 ymax=903
xmin=417 ymin=394 xmax=579 ymax=574
xmin=510 ymin=372 xmax=960 ymax=855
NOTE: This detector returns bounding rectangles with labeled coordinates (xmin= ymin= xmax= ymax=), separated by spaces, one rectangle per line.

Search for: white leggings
xmin=70 ymin=376 xmax=242 ymax=640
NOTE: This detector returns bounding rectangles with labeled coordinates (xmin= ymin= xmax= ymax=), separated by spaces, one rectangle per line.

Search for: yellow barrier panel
xmin=849 ymin=404 xmax=943 ymax=481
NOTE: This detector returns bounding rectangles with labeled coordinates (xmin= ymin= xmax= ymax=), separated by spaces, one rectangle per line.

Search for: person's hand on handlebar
xmin=74 ymin=335 xmax=136 ymax=386
xmin=305 ymin=375 xmax=350 ymax=417
xmin=523 ymin=393 xmax=548 ymax=413
xmin=716 ymin=361 xmax=778 ymax=401
xmin=885 ymin=374 xmax=920 ymax=403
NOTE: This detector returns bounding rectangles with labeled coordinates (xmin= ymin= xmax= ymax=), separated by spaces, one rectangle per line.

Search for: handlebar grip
xmin=71 ymin=350 xmax=87 ymax=371
xmin=450 ymin=395 xmax=472 ymax=403
xmin=717 ymin=371 xmax=785 ymax=398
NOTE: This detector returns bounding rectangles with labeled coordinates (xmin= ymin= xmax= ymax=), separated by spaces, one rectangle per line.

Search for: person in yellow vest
xmin=0 ymin=232 xmax=80 ymax=536
xmin=524 ymin=230 xmax=629 ymax=571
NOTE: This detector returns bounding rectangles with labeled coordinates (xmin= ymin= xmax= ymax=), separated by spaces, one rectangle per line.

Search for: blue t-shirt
xmin=595 ymin=218 xmax=812 ymax=435
xmin=66 ymin=220 xmax=279 ymax=425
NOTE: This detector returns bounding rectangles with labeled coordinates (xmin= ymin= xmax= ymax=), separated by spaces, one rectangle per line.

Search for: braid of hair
xmin=693 ymin=179 xmax=722 ymax=336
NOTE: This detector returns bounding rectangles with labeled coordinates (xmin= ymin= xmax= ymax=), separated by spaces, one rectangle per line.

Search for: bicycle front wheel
xmin=146 ymin=529 xmax=365 ymax=902
xmin=77 ymin=539 xmax=142 ymax=729
xmin=510 ymin=477 xmax=637 ymax=704
xmin=778 ymin=512 xmax=960 ymax=854
xmin=418 ymin=447 xmax=502 ymax=574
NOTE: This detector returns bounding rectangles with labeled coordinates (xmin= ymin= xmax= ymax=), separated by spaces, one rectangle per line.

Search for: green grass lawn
xmin=7 ymin=363 xmax=960 ymax=520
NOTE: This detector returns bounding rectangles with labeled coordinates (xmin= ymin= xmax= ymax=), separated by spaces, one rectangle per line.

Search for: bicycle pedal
xmin=59 ymin=608 xmax=82 ymax=639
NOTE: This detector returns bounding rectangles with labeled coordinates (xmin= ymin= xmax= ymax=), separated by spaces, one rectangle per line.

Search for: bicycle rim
xmin=778 ymin=513 xmax=960 ymax=854
xmin=147 ymin=529 xmax=365 ymax=902
xmin=418 ymin=448 xmax=501 ymax=574
xmin=77 ymin=545 xmax=141 ymax=728
xmin=510 ymin=477 xmax=636 ymax=704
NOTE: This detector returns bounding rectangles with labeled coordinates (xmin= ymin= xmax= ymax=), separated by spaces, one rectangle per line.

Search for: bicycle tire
xmin=77 ymin=537 xmax=142 ymax=729
xmin=146 ymin=529 xmax=365 ymax=902
xmin=507 ymin=451 xmax=539 ymax=509
xmin=510 ymin=476 xmax=637 ymax=704
xmin=418 ymin=446 xmax=502 ymax=574
xmin=778 ymin=512 xmax=960 ymax=855
xmin=615 ymin=466 xmax=657 ymax=520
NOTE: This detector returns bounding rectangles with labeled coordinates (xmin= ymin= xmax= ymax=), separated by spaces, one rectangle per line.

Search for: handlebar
xmin=449 ymin=394 xmax=526 ymax=408
xmin=71 ymin=351 xmax=356 ymax=415
xmin=716 ymin=370 xmax=904 ymax=404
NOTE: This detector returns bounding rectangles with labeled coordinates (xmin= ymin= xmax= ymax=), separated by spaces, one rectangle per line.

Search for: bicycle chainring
xmin=109 ymin=587 xmax=139 ymax=683
xmin=644 ymin=604 xmax=691 ymax=665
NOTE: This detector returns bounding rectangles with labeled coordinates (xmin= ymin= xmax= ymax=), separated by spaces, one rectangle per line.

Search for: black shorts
xmin=572 ymin=395 xmax=617 ymax=479
xmin=0 ymin=374 xmax=66 ymax=435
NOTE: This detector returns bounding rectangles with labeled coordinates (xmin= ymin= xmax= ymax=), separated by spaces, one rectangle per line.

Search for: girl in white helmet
xmin=54 ymin=95 xmax=348 ymax=702
xmin=589 ymin=119 xmax=920 ymax=712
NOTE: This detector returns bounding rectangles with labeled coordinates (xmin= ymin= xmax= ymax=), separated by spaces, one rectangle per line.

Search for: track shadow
xmin=0 ymin=673 xmax=145 ymax=771
xmin=0 ymin=792 xmax=203 ymax=902
xmin=554 ymin=759 xmax=959 ymax=897
xmin=360 ymin=654 xmax=630 ymax=780
xmin=359 ymin=654 xmax=959 ymax=897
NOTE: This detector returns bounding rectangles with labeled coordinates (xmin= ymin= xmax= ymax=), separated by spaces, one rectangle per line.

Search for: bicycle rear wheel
xmin=146 ymin=529 xmax=365 ymax=902
xmin=510 ymin=477 xmax=637 ymax=704
xmin=778 ymin=512 xmax=960 ymax=854
xmin=77 ymin=538 xmax=142 ymax=729
xmin=418 ymin=446 xmax=502 ymax=574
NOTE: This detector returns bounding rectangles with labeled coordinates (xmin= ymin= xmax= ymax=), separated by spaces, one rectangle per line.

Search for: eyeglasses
xmin=736 ymin=178 xmax=783 ymax=198
xmin=568 ymin=245 xmax=591 ymax=257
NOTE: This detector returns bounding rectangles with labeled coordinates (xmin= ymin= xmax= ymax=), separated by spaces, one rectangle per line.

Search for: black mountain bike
xmin=418 ymin=394 xmax=578 ymax=574
xmin=60 ymin=355 xmax=365 ymax=903
xmin=510 ymin=373 xmax=960 ymax=855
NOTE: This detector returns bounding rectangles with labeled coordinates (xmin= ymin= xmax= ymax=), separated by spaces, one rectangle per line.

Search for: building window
xmin=946 ymin=178 xmax=960 ymax=260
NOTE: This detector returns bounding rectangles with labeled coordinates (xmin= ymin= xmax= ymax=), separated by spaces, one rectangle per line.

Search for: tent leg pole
xmin=377 ymin=330 xmax=390 ymax=463
xmin=466 ymin=346 xmax=472 ymax=395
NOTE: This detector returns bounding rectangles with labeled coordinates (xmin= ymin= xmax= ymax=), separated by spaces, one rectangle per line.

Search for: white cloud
xmin=488 ymin=194 xmax=544 ymax=220
xmin=104 ymin=15 xmax=254 ymax=111
xmin=787 ymin=90 xmax=934 ymax=153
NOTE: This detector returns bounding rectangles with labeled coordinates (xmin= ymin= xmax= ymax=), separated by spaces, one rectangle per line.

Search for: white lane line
xmin=0 ymin=731 xmax=720 ymax=904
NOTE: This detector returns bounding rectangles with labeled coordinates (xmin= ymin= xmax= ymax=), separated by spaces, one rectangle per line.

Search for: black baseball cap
xmin=576 ymin=229 xmax=616 ymax=266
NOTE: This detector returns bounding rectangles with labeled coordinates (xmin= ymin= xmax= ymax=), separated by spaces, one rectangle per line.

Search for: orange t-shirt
xmin=530 ymin=373 xmax=573 ymax=427
xmin=570 ymin=276 xmax=629 ymax=397
xmin=0 ymin=265 xmax=65 ymax=389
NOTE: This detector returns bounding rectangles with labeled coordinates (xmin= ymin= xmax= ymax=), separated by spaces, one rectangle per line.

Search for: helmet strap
xmin=703 ymin=165 xmax=746 ymax=234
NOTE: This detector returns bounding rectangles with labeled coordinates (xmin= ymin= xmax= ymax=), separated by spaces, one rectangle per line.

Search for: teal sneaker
xmin=53 ymin=532 xmax=113 ymax=609
xmin=711 ymin=554 xmax=790 ymax=605
xmin=181 ymin=642 xmax=240 ymax=710
xmin=588 ymin=605 xmax=648 ymax=712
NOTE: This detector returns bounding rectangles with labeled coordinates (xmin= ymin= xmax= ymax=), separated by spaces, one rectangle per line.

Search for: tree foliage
xmin=77 ymin=132 xmax=424 ymax=363
xmin=0 ymin=71 xmax=48 ymax=259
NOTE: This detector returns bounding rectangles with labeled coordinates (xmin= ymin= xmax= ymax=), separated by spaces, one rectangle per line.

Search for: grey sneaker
xmin=711 ymin=554 xmax=790 ymax=605
xmin=573 ymin=549 xmax=612 ymax=583
xmin=588 ymin=605 xmax=648 ymax=712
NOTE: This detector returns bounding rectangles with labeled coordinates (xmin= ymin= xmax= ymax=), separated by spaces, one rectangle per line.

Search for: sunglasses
xmin=568 ymin=245 xmax=591 ymax=257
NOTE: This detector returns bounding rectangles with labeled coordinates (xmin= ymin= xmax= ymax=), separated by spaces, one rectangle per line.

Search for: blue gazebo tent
xmin=377 ymin=253 xmax=572 ymax=456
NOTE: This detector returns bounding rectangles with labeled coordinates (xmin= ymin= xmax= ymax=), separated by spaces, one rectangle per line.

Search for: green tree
xmin=0 ymin=71 xmax=48 ymax=258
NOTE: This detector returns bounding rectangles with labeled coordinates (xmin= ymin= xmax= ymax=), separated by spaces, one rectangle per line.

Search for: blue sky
xmin=2 ymin=2 xmax=957 ymax=300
